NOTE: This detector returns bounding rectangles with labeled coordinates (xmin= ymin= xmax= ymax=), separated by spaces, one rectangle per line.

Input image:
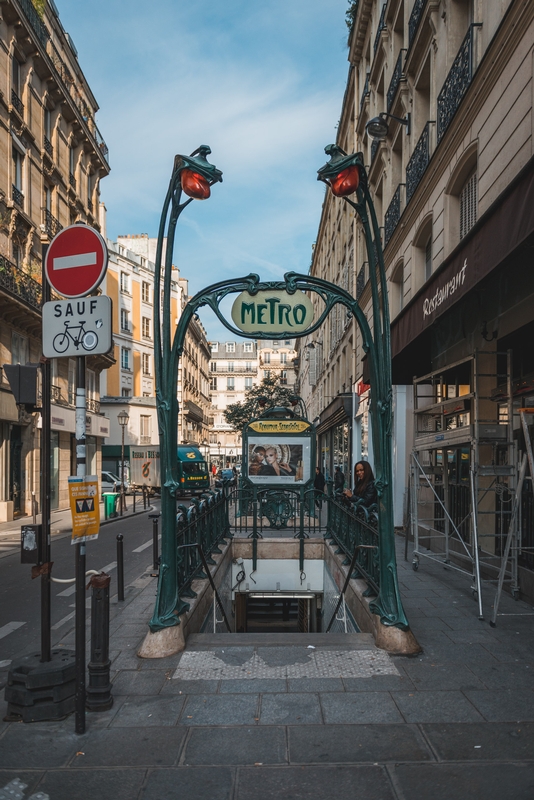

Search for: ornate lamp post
xmin=317 ymin=144 xmax=408 ymax=630
xmin=117 ymin=409 xmax=129 ymax=516
xmin=149 ymin=147 xmax=222 ymax=637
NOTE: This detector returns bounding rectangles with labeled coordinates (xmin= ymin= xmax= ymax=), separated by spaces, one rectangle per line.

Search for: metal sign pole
xmin=75 ymin=356 xmax=86 ymax=734
xmin=40 ymin=242 xmax=52 ymax=663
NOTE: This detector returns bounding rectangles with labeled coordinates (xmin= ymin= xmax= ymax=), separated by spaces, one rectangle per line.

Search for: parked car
xmin=101 ymin=471 xmax=126 ymax=494
xmin=215 ymin=468 xmax=237 ymax=488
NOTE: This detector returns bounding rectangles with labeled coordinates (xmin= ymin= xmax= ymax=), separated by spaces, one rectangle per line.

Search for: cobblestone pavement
xmin=1 ymin=536 xmax=534 ymax=799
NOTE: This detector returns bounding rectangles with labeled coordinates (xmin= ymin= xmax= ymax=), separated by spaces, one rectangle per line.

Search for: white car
xmin=101 ymin=471 xmax=122 ymax=494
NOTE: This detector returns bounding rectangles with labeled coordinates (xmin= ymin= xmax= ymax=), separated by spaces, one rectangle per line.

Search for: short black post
xmin=86 ymin=573 xmax=113 ymax=712
xmin=116 ymin=534 xmax=124 ymax=602
xmin=149 ymin=513 xmax=160 ymax=574
xmin=133 ymin=488 xmax=136 ymax=513
xmin=143 ymin=486 xmax=147 ymax=510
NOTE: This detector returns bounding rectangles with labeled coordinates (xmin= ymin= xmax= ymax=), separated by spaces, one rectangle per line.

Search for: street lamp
xmin=117 ymin=410 xmax=129 ymax=516
xmin=366 ymin=112 xmax=410 ymax=141
xmin=317 ymin=143 xmax=409 ymax=630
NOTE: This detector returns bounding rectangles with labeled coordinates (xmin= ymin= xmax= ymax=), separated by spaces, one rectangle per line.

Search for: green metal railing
xmin=326 ymin=496 xmax=380 ymax=597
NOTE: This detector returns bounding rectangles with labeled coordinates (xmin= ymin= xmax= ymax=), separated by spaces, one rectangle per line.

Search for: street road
xmin=0 ymin=501 xmax=163 ymax=674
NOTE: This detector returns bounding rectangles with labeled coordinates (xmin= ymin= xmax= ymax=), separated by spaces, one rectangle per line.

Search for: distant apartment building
xmin=208 ymin=340 xmax=258 ymax=466
xmin=0 ymin=0 xmax=110 ymax=519
xmin=100 ymin=235 xmax=210 ymax=477
xmin=257 ymin=339 xmax=297 ymax=389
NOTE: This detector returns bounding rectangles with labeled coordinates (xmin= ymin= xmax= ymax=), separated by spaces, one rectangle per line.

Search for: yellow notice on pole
xmin=68 ymin=475 xmax=100 ymax=543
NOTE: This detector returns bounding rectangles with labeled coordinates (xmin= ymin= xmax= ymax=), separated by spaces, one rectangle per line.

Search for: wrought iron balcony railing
xmin=87 ymin=398 xmax=101 ymax=414
xmin=69 ymin=173 xmax=76 ymax=190
xmin=11 ymin=89 xmax=24 ymax=117
xmin=371 ymin=138 xmax=380 ymax=163
xmin=437 ymin=24 xmax=481 ymax=143
xmin=406 ymin=122 xmax=432 ymax=203
xmin=0 ymin=255 xmax=42 ymax=311
xmin=408 ymin=0 xmax=428 ymax=47
xmin=12 ymin=185 xmax=24 ymax=208
xmin=19 ymin=0 xmax=49 ymax=47
xmin=387 ymin=49 xmax=406 ymax=112
xmin=43 ymin=136 xmax=53 ymax=158
xmin=359 ymin=72 xmax=370 ymax=116
xmin=384 ymin=183 xmax=405 ymax=246
xmin=42 ymin=209 xmax=62 ymax=239
xmin=373 ymin=3 xmax=387 ymax=54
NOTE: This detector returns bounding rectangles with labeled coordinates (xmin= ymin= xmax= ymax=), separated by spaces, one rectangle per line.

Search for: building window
xmin=424 ymin=237 xmax=432 ymax=281
xmin=11 ymin=332 xmax=28 ymax=365
xmin=142 ymin=353 xmax=150 ymax=375
xmin=280 ymin=353 xmax=287 ymax=364
xmin=121 ymin=347 xmax=130 ymax=370
xmin=210 ymin=342 xmax=219 ymax=352
xmin=44 ymin=107 xmax=51 ymax=140
xmin=227 ymin=377 xmax=235 ymax=391
xmin=12 ymin=145 xmax=24 ymax=200
xmin=245 ymin=361 xmax=252 ymax=372
xmin=121 ymin=388 xmax=131 ymax=397
xmin=226 ymin=342 xmax=235 ymax=353
xmin=120 ymin=272 xmax=129 ymax=293
xmin=142 ymin=316 xmax=151 ymax=339
xmin=245 ymin=377 xmax=253 ymax=389
xmin=460 ymin=172 xmax=477 ymax=240
xmin=264 ymin=352 xmax=271 ymax=364
xmin=243 ymin=342 xmax=252 ymax=352
xmin=210 ymin=377 xmax=217 ymax=391
xmin=142 ymin=281 xmax=150 ymax=303
xmin=68 ymin=359 xmax=76 ymax=405
xmin=210 ymin=361 xmax=217 ymax=372
xmin=120 ymin=308 xmax=130 ymax=332
xmin=280 ymin=370 xmax=288 ymax=385
xmin=285 ymin=340 xmax=291 ymax=345
xmin=12 ymin=56 xmax=21 ymax=97
xmin=227 ymin=361 xmax=234 ymax=372
xmin=140 ymin=415 xmax=151 ymax=444
xmin=264 ymin=370 xmax=271 ymax=379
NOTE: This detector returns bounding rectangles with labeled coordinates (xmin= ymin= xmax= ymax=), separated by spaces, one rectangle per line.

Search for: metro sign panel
xmin=45 ymin=224 xmax=108 ymax=298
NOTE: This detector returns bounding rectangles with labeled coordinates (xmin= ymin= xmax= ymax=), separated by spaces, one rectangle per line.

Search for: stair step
xmin=187 ymin=632 xmax=375 ymax=648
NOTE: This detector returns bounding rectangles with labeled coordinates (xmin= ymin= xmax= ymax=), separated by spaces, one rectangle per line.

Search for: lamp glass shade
xmin=330 ymin=166 xmax=360 ymax=197
xmin=118 ymin=411 xmax=129 ymax=426
xmin=366 ymin=116 xmax=388 ymax=140
xmin=181 ymin=169 xmax=211 ymax=200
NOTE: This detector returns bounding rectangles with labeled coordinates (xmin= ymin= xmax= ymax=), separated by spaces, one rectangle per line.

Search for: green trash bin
xmin=103 ymin=492 xmax=120 ymax=520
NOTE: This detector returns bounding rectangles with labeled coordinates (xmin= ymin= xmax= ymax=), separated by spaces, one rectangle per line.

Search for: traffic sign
xmin=42 ymin=296 xmax=113 ymax=358
xmin=44 ymin=224 xmax=108 ymax=298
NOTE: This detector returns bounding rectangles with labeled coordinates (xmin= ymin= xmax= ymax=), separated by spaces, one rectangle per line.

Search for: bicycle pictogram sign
xmin=42 ymin=296 xmax=112 ymax=359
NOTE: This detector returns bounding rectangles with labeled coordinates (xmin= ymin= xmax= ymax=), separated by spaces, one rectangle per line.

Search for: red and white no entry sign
xmin=44 ymin=224 xmax=108 ymax=298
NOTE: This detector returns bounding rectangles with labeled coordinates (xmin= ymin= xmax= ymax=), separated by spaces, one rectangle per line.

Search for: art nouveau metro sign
xmin=231 ymin=289 xmax=314 ymax=335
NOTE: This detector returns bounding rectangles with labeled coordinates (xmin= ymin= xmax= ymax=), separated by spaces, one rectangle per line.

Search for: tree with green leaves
xmin=223 ymin=375 xmax=296 ymax=433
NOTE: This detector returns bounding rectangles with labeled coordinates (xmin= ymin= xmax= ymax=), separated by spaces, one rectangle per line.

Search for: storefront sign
xmin=422 ymin=259 xmax=467 ymax=319
xmin=248 ymin=420 xmax=311 ymax=434
xmin=68 ymin=475 xmax=100 ymax=542
xmin=231 ymin=290 xmax=314 ymax=335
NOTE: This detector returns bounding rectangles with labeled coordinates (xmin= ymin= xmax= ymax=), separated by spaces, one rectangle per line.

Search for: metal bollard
xmin=149 ymin=513 xmax=160 ymax=574
xmin=86 ymin=573 xmax=113 ymax=712
xmin=116 ymin=534 xmax=124 ymax=601
xmin=133 ymin=488 xmax=136 ymax=513
xmin=143 ymin=486 xmax=147 ymax=510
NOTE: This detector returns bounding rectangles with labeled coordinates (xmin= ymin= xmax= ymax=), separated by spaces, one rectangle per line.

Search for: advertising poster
xmin=247 ymin=437 xmax=311 ymax=484
xmin=68 ymin=475 xmax=100 ymax=542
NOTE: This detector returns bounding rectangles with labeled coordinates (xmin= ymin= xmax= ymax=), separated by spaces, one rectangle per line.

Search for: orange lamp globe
xmin=330 ymin=165 xmax=360 ymax=197
xmin=181 ymin=169 xmax=211 ymax=200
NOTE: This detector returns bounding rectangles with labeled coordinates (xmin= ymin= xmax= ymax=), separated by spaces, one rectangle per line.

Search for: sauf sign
xmin=231 ymin=289 xmax=314 ymax=335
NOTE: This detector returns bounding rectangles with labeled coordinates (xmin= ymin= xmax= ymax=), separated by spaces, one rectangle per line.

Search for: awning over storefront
xmin=315 ymin=393 xmax=353 ymax=437
xmin=391 ymin=156 xmax=534 ymax=365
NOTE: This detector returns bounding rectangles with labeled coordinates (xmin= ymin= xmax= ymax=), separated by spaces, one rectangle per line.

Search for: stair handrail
xmin=325 ymin=544 xmax=377 ymax=632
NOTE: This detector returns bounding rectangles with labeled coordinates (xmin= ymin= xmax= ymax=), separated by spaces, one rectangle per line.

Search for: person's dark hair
xmin=354 ymin=461 xmax=374 ymax=496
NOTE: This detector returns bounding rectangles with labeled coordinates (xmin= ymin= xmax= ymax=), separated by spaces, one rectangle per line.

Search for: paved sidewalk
xmin=1 ymin=536 xmax=534 ymax=799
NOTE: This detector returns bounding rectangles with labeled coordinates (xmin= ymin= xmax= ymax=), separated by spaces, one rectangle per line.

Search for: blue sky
xmin=59 ymin=0 xmax=350 ymax=339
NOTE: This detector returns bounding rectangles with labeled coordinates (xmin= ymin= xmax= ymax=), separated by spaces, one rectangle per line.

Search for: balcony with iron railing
xmin=356 ymin=263 xmax=368 ymax=300
xmin=359 ymin=72 xmax=370 ymax=116
xmin=87 ymin=397 xmax=101 ymax=414
xmin=69 ymin=173 xmax=76 ymax=190
xmin=12 ymin=185 xmax=24 ymax=208
xmin=384 ymin=184 xmax=405 ymax=246
xmin=10 ymin=89 xmax=24 ymax=117
xmin=370 ymin=138 xmax=380 ymax=164
xmin=0 ymin=255 xmax=42 ymax=311
xmin=437 ymin=24 xmax=481 ymax=143
xmin=373 ymin=3 xmax=387 ymax=54
xmin=43 ymin=136 xmax=53 ymax=158
xmin=42 ymin=208 xmax=62 ymax=240
xmin=406 ymin=122 xmax=432 ymax=203
xmin=387 ymin=49 xmax=406 ymax=112
xmin=18 ymin=0 xmax=48 ymax=46
xmin=408 ymin=0 xmax=428 ymax=47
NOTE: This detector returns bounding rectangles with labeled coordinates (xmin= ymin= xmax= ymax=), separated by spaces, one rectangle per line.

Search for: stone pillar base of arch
xmin=138 ymin=622 xmax=185 ymax=659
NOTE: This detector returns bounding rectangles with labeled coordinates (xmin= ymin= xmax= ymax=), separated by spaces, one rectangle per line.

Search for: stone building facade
xmin=0 ymin=0 xmax=110 ymax=519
